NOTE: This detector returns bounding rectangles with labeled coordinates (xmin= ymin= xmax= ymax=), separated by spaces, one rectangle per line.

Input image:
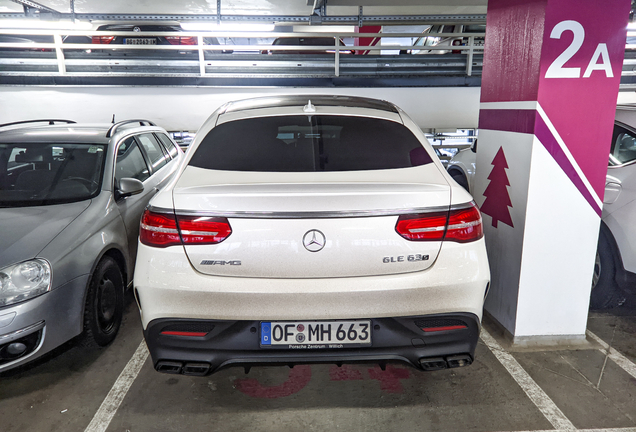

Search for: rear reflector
xmin=160 ymin=331 xmax=208 ymax=337
xmin=140 ymin=209 xmax=232 ymax=248
xmin=421 ymin=325 xmax=467 ymax=333
xmin=414 ymin=318 xmax=469 ymax=332
xmin=395 ymin=202 xmax=483 ymax=243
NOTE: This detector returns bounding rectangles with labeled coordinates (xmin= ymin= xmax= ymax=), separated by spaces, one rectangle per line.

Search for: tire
xmin=81 ymin=256 xmax=124 ymax=347
xmin=449 ymin=169 xmax=470 ymax=192
xmin=590 ymin=228 xmax=625 ymax=309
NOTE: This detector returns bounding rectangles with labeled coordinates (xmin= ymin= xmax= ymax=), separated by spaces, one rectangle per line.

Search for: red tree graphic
xmin=480 ymin=147 xmax=514 ymax=228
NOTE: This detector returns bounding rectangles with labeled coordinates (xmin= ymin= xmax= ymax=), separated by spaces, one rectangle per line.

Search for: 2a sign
xmin=545 ymin=20 xmax=614 ymax=79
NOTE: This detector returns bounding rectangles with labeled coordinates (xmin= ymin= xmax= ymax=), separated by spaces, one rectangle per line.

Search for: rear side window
xmin=137 ymin=133 xmax=168 ymax=172
xmin=116 ymin=137 xmax=150 ymax=183
xmin=610 ymin=125 xmax=636 ymax=166
xmin=189 ymin=115 xmax=431 ymax=172
xmin=156 ymin=133 xmax=179 ymax=159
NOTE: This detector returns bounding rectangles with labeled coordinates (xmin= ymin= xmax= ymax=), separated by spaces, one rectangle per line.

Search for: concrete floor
xmin=1 ymin=293 xmax=635 ymax=432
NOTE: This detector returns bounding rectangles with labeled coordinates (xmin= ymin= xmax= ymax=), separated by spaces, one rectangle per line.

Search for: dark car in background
xmin=63 ymin=24 xmax=230 ymax=53
xmin=266 ymin=37 xmax=354 ymax=54
xmin=90 ymin=24 xmax=197 ymax=46
xmin=0 ymin=35 xmax=53 ymax=52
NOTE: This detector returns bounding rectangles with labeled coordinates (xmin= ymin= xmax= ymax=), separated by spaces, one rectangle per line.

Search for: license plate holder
xmin=260 ymin=320 xmax=372 ymax=349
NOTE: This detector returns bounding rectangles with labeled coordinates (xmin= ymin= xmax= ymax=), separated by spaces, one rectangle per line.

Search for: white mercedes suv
xmin=133 ymin=95 xmax=490 ymax=376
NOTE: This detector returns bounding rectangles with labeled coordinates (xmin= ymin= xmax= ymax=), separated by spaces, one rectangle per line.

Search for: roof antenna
xmin=303 ymin=100 xmax=316 ymax=113
xmin=111 ymin=114 xmax=115 ymax=124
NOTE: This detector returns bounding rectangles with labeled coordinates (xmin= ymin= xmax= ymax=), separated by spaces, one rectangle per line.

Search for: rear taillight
xmin=165 ymin=36 xmax=197 ymax=45
xmin=92 ymin=36 xmax=115 ymax=44
xmin=395 ymin=202 xmax=483 ymax=243
xmin=140 ymin=209 xmax=232 ymax=248
xmin=140 ymin=210 xmax=181 ymax=248
xmin=445 ymin=203 xmax=483 ymax=243
xmin=175 ymin=215 xmax=232 ymax=245
xmin=395 ymin=211 xmax=448 ymax=241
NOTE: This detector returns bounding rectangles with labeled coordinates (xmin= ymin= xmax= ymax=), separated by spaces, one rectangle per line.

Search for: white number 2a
xmin=545 ymin=20 xmax=614 ymax=79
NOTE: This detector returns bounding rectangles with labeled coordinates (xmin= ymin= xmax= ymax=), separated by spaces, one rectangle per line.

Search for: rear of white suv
xmin=133 ymin=95 xmax=490 ymax=376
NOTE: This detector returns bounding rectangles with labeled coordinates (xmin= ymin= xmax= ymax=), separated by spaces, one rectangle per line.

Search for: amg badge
xmin=383 ymin=254 xmax=429 ymax=263
xmin=200 ymin=260 xmax=242 ymax=266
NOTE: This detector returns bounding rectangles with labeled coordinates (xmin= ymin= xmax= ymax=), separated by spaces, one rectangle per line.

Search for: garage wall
xmin=0 ymin=86 xmax=481 ymax=132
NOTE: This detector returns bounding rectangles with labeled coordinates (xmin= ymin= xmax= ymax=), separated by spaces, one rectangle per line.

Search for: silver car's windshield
xmin=0 ymin=143 xmax=106 ymax=207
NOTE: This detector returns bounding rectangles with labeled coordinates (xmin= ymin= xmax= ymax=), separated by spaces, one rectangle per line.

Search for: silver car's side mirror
xmin=117 ymin=178 xmax=144 ymax=198
xmin=471 ymin=139 xmax=478 ymax=153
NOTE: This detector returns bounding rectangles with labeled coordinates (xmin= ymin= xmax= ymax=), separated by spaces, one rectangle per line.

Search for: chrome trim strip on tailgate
xmin=148 ymin=203 xmax=474 ymax=219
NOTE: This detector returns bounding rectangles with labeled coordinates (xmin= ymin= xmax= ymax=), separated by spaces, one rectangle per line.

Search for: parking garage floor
xmin=1 ymin=294 xmax=635 ymax=432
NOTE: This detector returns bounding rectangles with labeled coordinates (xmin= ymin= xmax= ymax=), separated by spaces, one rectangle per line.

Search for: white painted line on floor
xmin=587 ymin=330 xmax=636 ymax=380
xmin=84 ymin=340 xmax=149 ymax=432
xmin=506 ymin=429 xmax=636 ymax=432
xmin=480 ymin=328 xmax=576 ymax=431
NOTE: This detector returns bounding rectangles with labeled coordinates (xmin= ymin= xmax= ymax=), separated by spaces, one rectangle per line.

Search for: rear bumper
xmin=134 ymin=238 xmax=490 ymax=327
xmin=144 ymin=312 xmax=481 ymax=375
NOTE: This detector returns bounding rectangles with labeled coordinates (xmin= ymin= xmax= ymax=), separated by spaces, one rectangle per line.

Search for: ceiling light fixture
xmin=180 ymin=22 xmax=275 ymax=32
xmin=0 ymin=19 xmax=93 ymax=30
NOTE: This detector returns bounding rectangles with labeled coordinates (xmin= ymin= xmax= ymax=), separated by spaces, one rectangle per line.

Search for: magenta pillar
xmin=475 ymin=0 xmax=630 ymax=341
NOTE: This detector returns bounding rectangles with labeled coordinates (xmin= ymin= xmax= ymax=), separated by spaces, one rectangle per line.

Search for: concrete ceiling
xmin=0 ymin=0 xmax=487 ymax=19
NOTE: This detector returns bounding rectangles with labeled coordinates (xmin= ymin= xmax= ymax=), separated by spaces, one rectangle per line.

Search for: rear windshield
xmin=189 ymin=115 xmax=432 ymax=172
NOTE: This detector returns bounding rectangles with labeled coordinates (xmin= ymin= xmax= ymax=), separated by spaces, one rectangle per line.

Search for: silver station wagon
xmin=0 ymin=119 xmax=183 ymax=371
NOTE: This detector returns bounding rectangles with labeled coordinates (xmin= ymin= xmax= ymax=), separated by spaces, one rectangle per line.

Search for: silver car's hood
xmin=0 ymin=200 xmax=91 ymax=268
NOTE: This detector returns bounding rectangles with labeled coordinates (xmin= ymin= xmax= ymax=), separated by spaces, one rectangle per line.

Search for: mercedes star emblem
xmin=303 ymin=229 xmax=326 ymax=252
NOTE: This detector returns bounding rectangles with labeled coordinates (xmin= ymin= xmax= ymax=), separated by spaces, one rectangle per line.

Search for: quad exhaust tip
xmin=155 ymin=360 xmax=211 ymax=376
xmin=183 ymin=362 xmax=211 ymax=376
xmin=419 ymin=354 xmax=472 ymax=371
xmin=447 ymin=354 xmax=473 ymax=368
xmin=156 ymin=361 xmax=183 ymax=374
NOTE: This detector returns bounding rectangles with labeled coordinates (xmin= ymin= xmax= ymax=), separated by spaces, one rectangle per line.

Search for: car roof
xmin=0 ymin=123 xmax=159 ymax=144
xmin=615 ymin=105 xmax=636 ymax=129
xmin=222 ymin=95 xmax=400 ymax=115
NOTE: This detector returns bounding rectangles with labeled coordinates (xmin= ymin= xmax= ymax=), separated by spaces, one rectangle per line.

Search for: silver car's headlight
xmin=0 ymin=259 xmax=51 ymax=307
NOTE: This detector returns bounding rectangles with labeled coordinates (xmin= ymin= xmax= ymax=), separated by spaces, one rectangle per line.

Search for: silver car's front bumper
xmin=0 ymin=274 xmax=89 ymax=372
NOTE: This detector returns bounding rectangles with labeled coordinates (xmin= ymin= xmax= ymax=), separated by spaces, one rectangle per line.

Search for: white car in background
xmin=133 ymin=95 xmax=490 ymax=376
xmin=447 ymin=106 xmax=636 ymax=309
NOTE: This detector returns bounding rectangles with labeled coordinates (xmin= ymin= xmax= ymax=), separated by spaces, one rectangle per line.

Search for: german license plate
xmin=260 ymin=320 xmax=371 ymax=348
xmin=124 ymin=38 xmax=157 ymax=45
